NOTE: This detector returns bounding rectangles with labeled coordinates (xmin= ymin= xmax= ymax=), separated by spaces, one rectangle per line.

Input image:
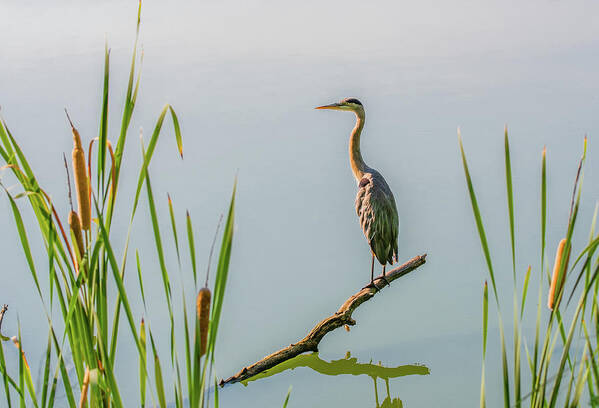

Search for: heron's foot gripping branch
xmin=219 ymin=254 xmax=427 ymax=386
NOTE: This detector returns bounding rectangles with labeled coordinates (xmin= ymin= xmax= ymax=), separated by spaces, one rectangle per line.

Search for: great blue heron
xmin=316 ymin=98 xmax=399 ymax=288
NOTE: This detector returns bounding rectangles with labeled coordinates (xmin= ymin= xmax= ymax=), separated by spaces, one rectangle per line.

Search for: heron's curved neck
xmin=349 ymin=110 xmax=366 ymax=181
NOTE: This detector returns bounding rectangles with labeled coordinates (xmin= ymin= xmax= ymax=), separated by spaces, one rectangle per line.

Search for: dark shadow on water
xmin=242 ymin=351 xmax=429 ymax=407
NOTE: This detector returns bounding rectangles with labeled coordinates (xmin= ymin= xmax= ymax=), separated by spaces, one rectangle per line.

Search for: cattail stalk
xmin=66 ymin=110 xmax=91 ymax=230
xmin=78 ymin=367 xmax=90 ymax=408
xmin=196 ymin=287 xmax=211 ymax=357
xmin=548 ymin=238 xmax=571 ymax=310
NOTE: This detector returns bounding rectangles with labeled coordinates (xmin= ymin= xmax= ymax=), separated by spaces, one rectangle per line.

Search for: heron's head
xmin=315 ymin=97 xmax=364 ymax=113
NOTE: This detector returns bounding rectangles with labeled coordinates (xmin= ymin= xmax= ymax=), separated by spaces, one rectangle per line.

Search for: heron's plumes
xmin=196 ymin=287 xmax=211 ymax=357
xmin=548 ymin=238 xmax=570 ymax=310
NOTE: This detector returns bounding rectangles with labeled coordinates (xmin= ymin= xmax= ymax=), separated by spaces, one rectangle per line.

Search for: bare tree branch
xmin=220 ymin=254 xmax=427 ymax=386
xmin=0 ymin=305 xmax=8 ymax=339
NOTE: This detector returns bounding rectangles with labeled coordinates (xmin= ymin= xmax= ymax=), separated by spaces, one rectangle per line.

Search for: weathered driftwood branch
xmin=220 ymin=254 xmax=427 ymax=386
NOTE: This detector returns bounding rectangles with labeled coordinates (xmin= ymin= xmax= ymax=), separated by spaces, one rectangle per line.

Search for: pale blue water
xmin=1 ymin=1 xmax=599 ymax=406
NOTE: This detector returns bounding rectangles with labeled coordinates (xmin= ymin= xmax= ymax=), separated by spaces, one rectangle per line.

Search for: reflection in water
xmin=374 ymin=377 xmax=402 ymax=408
xmin=242 ymin=351 xmax=429 ymax=406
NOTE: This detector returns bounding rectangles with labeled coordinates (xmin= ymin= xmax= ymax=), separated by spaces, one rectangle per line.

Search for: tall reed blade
xmin=504 ymin=127 xmax=522 ymax=407
xmin=186 ymin=211 xmax=198 ymax=286
xmin=167 ymin=194 xmax=181 ymax=266
xmin=541 ymin=147 xmax=547 ymax=272
xmin=207 ymin=181 xmax=236 ymax=360
xmin=504 ymin=126 xmax=516 ymax=278
xmin=149 ymin=331 xmax=166 ymax=408
xmin=282 ymin=386 xmax=292 ymax=408
xmin=139 ymin=318 xmax=147 ymax=408
xmin=480 ymin=282 xmax=488 ymax=408
xmin=458 ymin=129 xmax=499 ymax=302
xmin=520 ymin=266 xmax=532 ymax=318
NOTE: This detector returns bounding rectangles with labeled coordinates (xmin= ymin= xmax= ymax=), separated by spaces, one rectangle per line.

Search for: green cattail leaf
xmin=94 ymin=196 xmax=143 ymax=357
xmin=139 ymin=319 xmax=147 ymax=408
xmin=92 ymin=311 xmax=124 ymax=408
xmin=0 ymin=326 xmax=15 ymax=406
xmin=582 ymin=320 xmax=599 ymax=391
xmin=548 ymin=290 xmax=587 ymax=407
xmin=168 ymin=106 xmax=183 ymax=158
xmin=136 ymin=250 xmax=146 ymax=306
xmin=208 ymin=180 xmax=236 ymax=359
xmin=571 ymin=360 xmax=589 ymax=407
xmin=18 ymin=326 xmax=25 ymax=408
xmin=541 ymin=147 xmax=547 ymax=275
xmin=520 ymin=266 xmax=532 ymax=318
xmin=132 ymin=104 xmax=184 ymax=221
xmin=498 ymin=314 xmax=511 ymax=408
xmin=458 ymin=130 xmax=498 ymax=302
xmin=2 ymin=189 xmax=43 ymax=300
xmin=143 ymin=160 xmax=173 ymax=319
xmin=40 ymin=331 xmax=52 ymax=408
xmin=282 ymin=386 xmax=292 ymax=408
xmin=17 ymin=323 xmax=38 ymax=408
xmin=567 ymin=212 xmax=599 ymax=306
xmin=180 ymin=286 xmax=193 ymax=404
xmin=482 ymin=282 xmax=488 ymax=357
xmin=186 ymin=211 xmax=197 ymax=286
xmin=149 ymin=331 xmax=166 ymax=408
xmin=98 ymin=43 xmax=110 ymax=191
xmin=480 ymin=281 xmax=488 ymax=408
xmin=167 ymin=194 xmax=181 ymax=266
xmin=513 ymin=294 xmax=521 ymax=408
xmin=504 ymin=127 xmax=516 ymax=278
xmin=109 ymin=0 xmax=143 ymax=224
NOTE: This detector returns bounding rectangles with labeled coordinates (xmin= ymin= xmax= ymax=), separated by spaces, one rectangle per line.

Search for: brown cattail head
xmin=196 ymin=287 xmax=211 ymax=357
xmin=66 ymin=111 xmax=91 ymax=230
xmin=68 ymin=211 xmax=85 ymax=263
xmin=548 ymin=238 xmax=571 ymax=310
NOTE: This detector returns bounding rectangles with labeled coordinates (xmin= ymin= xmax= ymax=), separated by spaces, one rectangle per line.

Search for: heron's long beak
xmin=315 ymin=103 xmax=342 ymax=110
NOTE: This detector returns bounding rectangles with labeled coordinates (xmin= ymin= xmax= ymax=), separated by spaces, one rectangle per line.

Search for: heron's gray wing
xmin=356 ymin=172 xmax=399 ymax=265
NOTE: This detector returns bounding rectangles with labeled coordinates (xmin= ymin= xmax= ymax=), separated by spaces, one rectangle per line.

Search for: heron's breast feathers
xmin=355 ymin=172 xmax=399 ymax=265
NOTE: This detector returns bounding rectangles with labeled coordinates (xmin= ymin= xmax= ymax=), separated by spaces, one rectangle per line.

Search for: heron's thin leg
xmin=363 ymin=255 xmax=378 ymax=291
xmin=381 ymin=264 xmax=391 ymax=287
xmin=370 ymin=255 xmax=375 ymax=285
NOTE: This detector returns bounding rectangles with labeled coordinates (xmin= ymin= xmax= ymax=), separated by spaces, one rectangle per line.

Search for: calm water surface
xmin=2 ymin=1 xmax=599 ymax=406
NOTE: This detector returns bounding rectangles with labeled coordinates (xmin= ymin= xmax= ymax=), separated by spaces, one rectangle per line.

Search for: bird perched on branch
xmin=316 ymin=98 xmax=399 ymax=288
